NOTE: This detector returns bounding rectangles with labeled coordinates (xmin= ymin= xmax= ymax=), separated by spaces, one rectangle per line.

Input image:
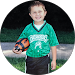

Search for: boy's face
xmin=29 ymin=5 xmax=47 ymax=23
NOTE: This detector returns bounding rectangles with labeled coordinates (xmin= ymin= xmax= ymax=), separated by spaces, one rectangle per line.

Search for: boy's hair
xmin=28 ymin=1 xmax=46 ymax=13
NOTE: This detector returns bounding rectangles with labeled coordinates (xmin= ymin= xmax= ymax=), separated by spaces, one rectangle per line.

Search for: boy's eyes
xmin=33 ymin=11 xmax=42 ymax=14
xmin=39 ymin=11 xmax=42 ymax=13
xmin=33 ymin=12 xmax=36 ymax=13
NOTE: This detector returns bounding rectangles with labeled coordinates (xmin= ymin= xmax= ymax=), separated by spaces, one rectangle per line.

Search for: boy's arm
xmin=51 ymin=46 xmax=57 ymax=70
xmin=12 ymin=26 xmax=28 ymax=54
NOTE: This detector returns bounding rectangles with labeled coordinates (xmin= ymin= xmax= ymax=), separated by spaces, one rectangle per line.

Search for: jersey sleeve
xmin=18 ymin=28 xmax=27 ymax=40
xmin=17 ymin=26 xmax=28 ymax=40
xmin=49 ymin=25 xmax=59 ymax=46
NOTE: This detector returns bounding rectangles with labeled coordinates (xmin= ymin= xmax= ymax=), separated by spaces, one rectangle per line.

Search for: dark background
xmin=1 ymin=0 xmax=74 ymax=31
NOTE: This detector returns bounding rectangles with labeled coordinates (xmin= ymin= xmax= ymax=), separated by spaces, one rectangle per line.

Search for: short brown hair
xmin=28 ymin=1 xmax=46 ymax=13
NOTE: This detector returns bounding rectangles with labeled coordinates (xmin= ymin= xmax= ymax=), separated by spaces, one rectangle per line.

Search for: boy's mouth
xmin=35 ymin=17 xmax=41 ymax=20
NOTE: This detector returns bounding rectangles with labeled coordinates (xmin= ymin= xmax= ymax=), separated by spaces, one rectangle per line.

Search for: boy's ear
xmin=45 ymin=11 xmax=47 ymax=16
xmin=29 ymin=13 xmax=31 ymax=16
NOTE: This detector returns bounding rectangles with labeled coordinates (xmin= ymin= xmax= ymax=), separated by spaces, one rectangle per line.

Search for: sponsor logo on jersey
xmin=29 ymin=34 xmax=48 ymax=49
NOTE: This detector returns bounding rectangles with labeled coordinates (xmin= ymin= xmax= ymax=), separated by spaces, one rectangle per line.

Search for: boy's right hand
xmin=12 ymin=47 xmax=22 ymax=54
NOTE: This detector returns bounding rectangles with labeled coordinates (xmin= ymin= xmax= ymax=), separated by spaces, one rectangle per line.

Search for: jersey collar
xmin=32 ymin=20 xmax=47 ymax=32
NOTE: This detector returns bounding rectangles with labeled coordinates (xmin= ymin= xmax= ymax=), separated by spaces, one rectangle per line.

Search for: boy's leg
xmin=26 ymin=56 xmax=37 ymax=74
xmin=26 ymin=55 xmax=50 ymax=74
xmin=25 ymin=55 xmax=27 ymax=73
xmin=37 ymin=54 xmax=50 ymax=74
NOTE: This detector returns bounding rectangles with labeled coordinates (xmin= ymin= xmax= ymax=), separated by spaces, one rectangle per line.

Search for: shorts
xmin=25 ymin=54 xmax=50 ymax=74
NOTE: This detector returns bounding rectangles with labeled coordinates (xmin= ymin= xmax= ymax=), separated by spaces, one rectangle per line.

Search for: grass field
xmin=0 ymin=27 xmax=74 ymax=44
xmin=6 ymin=57 xmax=67 ymax=73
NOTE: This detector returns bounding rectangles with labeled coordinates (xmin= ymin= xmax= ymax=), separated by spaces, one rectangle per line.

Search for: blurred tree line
xmin=2 ymin=1 xmax=74 ymax=31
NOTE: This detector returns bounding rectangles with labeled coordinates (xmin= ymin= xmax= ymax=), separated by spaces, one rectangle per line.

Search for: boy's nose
xmin=36 ymin=12 xmax=40 ymax=15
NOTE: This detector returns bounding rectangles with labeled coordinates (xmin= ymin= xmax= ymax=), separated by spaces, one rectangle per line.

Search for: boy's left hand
xmin=51 ymin=61 xmax=56 ymax=70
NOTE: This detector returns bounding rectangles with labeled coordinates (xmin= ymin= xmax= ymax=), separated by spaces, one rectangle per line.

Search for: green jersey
xmin=18 ymin=20 xmax=59 ymax=57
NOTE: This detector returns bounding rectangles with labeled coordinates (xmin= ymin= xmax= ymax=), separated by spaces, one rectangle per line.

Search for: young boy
xmin=12 ymin=1 xmax=59 ymax=74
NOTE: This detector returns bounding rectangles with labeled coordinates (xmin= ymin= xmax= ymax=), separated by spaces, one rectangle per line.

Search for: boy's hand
xmin=51 ymin=46 xmax=57 ymax=70
xmin=51 ymin=61 xmax=56 ymax=70
xmin=12 ymin=47 xmax=22 ymax=54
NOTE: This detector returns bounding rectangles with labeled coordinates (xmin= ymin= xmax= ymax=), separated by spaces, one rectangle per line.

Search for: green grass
xmin=0 ymin=27 xmax=24 ymax=42
xmin=56 ymin=31 xmax=74 ymax=44
xmin=0 ymin=27 xmax=74 ymax=44
xmin=6 ymin=57 xmax=67 ymax=73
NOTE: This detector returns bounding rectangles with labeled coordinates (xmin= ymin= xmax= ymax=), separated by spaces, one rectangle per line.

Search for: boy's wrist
xmin=52 ymin=60 xmax=56 ymax=62
xmin=52 ymin=59 xmax=56 ymax=62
